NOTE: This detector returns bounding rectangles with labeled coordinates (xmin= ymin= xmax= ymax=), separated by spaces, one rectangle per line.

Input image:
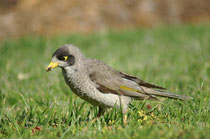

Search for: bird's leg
xmin=119 ymin=95 xmax=129 ymax=125
xmin=97 ymin=106 xmax=105 ymax=117
xmin=122 ymin=108 xmax=129 ymax=125
xmin=92 ymin=107 xmax=105 ymax=123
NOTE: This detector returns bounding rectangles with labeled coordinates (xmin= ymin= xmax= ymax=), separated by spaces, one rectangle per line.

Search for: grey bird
xmin=46 ymin=44 xmax=193 ymax=119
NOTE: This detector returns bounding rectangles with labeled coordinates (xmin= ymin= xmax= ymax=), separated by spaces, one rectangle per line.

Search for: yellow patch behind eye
xmin=120 ymin=86 xmax=144 ymax=94
xmin=64 ymin=56 xmax=68 ymax=61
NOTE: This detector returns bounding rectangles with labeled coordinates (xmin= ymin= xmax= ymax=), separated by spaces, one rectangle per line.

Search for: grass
xmin=0 ymin=25 xmax=209 ymax=138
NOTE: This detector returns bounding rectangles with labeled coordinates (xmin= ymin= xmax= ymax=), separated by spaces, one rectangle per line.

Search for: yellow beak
xmin=46 ymin=62 xmax=58 ymax=71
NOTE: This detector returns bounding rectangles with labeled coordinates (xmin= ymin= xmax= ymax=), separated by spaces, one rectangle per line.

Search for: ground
xmin=0 ymin=25 xmax=209 ymax=138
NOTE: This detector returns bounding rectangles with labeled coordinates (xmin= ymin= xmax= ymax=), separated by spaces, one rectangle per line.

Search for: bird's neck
xmin=62 ymin=66 xmax=78 ymax=77
xmin=62 ymin=66 xmax=88 ymax=94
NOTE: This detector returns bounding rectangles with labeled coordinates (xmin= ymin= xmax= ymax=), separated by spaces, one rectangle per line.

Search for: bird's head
xmin=46 ymin=44 xmax=84 ymax=72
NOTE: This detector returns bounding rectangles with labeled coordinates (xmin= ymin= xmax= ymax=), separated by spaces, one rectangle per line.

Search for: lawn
xmin=0 ymin=25 xmax=209 ymax=138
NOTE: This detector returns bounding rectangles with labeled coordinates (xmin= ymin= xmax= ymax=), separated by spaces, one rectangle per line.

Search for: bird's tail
xmin=142 ymin=87 xmax=193 ymax=101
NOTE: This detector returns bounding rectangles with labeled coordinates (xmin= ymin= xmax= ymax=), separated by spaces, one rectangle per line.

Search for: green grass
xmin=0 ymin=25 xmax=209 ymax=138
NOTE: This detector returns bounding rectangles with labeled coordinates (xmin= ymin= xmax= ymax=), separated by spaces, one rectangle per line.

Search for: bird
xmin=46 ymin=44 xmax=193 ymax=121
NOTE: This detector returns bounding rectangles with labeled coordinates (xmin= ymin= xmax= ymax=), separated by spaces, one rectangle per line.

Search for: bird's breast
xmin=62 ymin=69 xmax=94 ymax=98
xmin=61 ymin=69 xmax=129 ymax=109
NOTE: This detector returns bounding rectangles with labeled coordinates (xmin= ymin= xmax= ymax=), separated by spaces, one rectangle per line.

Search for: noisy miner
xmin=46 ymin=44 xmax=192 ymax=120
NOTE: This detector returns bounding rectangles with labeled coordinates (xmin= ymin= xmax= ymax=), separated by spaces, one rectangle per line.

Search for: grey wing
xmin=86 ymin=59 xmax=159 ymax=100
xmin=86 ymin=59 xmax=193 ymax=101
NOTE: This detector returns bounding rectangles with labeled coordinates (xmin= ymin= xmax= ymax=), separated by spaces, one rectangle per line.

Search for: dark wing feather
xmin=119 ymin=71 xmax=166 ymax=90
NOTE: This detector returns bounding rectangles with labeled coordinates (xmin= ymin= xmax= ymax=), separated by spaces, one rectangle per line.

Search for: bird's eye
xmin=60 ymin=56 xmax=68 ymax=61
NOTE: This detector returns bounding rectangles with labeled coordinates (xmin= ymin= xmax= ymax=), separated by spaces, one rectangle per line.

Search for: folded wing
xmin=87 ymin=59 xmax=192 ymax=101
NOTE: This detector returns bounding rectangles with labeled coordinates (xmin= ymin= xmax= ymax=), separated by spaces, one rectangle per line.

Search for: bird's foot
xmin=123 ymin=115 xmax=128 ymax=125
